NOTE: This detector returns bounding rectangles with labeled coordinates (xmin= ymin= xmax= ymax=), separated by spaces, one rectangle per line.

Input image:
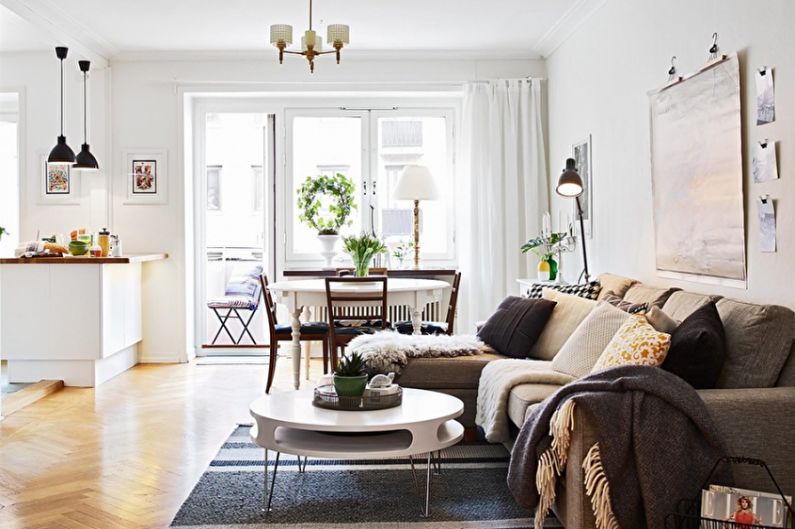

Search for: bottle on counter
xmin=111 ymin=235 xmax=122 ymax=257
xmin=98 ymin=228 xmax=110 ymax=257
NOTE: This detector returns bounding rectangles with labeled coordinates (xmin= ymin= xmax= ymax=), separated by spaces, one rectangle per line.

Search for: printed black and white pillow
xmin=523 ymin=280 xmax=602 ymax=301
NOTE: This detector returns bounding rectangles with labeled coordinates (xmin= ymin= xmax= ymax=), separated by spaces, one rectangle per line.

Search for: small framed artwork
xmin=124 ymin=150 xmax=167 ymax=204
xmin=572 ymin=135 xmax=593 ymax=239
xmin=39 ymin=155 xmax=81 ymax=205
xmin=46 ymin=163 xmax=70 ymax=194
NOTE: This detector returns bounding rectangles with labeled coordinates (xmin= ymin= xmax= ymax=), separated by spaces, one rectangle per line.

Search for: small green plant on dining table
xmin=343 ymin=233 xmax=387 ymax=276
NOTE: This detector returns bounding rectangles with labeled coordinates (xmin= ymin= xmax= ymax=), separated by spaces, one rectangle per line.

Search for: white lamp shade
xmin=327 ymin=24 xmax=350 ymax=45
xmin=393 ymin=165 xmax=440 ymax=201
xmin=270 ymin=24 xmax=293 ymax=46
xmin=301 ymin=30 xmax=323 ymax=51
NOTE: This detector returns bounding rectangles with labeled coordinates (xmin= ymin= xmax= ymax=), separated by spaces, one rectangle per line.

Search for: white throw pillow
xmin=551 ymin=301 xmax=631 ymax=378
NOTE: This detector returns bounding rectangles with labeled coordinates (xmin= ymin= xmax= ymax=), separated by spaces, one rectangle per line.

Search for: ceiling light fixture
xmin=269 ymin=0 xmax=349 ymax=73
xmin=74 ymin=60 xmax=99 ymax=171
xmin=48 ymin=46 xmax=76 ymax=165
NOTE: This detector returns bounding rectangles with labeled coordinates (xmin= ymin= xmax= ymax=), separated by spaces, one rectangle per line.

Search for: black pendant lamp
xmin=74 ymin=60 xmax=99 ymax=171
xmin=48 ymin=46 xmax=76 ymax=165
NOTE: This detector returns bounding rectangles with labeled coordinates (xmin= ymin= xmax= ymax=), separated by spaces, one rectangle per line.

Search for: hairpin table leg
xmin=421 ymin=452 xmax=432 ymax=517
xmin=263 ymin=451 xmax=280 ymax=513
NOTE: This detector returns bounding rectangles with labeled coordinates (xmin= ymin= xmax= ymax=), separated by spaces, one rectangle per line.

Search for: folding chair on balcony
xmin=207 ymin=264 xmax=264 ymax=345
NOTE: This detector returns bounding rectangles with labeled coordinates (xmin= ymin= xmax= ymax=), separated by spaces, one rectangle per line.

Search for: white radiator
xmin=310 ymin=301 xmax=442 ymax=324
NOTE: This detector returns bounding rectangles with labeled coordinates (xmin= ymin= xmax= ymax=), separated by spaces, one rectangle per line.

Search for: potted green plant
xmin=343 ymin=233 xmax=386 ymax=277
xmin=297 ymin=173 xmax=356 ymax=268
xmin=0 ymin=226 xmax=7 ymax=241
xmin=333 ymin=352 xmax=368 ymax=397
xmin=521 ymin=232 xmax=567 ymax=281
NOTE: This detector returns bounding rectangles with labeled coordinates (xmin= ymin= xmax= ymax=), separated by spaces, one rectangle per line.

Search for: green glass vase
xmin=546 ymin=256 xmax=558 ymax=281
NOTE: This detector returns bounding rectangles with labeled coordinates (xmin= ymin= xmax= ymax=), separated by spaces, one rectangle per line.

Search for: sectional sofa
xmin=396 ymin=273 xmax=795 ymax=529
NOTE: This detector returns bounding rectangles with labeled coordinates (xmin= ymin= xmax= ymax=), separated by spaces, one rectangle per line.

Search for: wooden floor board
xmin=0 ymin=355 xmax=321 ymax=529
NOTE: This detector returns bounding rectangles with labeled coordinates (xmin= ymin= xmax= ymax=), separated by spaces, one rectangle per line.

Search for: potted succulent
xmin=297 ymin=173 xmax=356 ymax=268
xmin=333 ymin=352 xmax=368 ymax=397
xmin=343 ymin=233 xmax=387 ymax=277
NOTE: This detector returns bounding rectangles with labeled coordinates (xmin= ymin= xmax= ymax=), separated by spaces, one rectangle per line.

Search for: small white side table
xmin=249 ymin=388 xmax=464 ymax=516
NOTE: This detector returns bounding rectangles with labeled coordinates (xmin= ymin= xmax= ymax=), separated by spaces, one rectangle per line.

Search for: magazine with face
xmin=701 ymin=488 xmax=791 ymax=528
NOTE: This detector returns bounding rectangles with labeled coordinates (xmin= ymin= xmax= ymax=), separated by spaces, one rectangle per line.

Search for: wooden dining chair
xmin=260 ymin=274 xmax=330 ymax=393
xmin=325 ymin=276 xmax=388 ymax=369
xmin=395 ymin=271 xmax=462 ymax=335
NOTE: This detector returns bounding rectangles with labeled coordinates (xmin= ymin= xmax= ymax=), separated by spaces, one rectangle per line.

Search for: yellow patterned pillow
xmin=592 ymin=314 xmax=671 ymax=372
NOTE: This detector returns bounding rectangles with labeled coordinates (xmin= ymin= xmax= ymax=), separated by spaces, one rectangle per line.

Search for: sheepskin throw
xmin=507 ymin=366 xmax=729 ymax=529
xmin=476 ymin=359 xmax=575 ymax=444
xmin=347 ymin=331 xmax=490 ymax=375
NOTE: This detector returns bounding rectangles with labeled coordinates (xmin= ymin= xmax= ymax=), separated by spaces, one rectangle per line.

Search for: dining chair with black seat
xmin=260 ymin=273 xmax=330 ymax=393
xmin=395 ymin=271 xmax=461 ymax=336
xmin=325 ymin=276 xmax=389 ymax=369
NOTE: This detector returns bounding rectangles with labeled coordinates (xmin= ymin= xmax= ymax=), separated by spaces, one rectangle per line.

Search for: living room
xmin=0 ymin=0 xmax=793 ymax=528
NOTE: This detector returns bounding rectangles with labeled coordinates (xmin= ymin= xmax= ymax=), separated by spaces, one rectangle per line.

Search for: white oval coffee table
xmin=249 ymin=387 xmax=464 ymax=516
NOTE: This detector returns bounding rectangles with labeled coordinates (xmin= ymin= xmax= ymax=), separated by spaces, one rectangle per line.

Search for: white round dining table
xmin=267 ymin=278 xmax=451 ymax=389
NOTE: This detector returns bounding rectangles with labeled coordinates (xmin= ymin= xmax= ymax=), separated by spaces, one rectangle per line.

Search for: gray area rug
xmin=170 ymin=426 xmax=560 ymax=528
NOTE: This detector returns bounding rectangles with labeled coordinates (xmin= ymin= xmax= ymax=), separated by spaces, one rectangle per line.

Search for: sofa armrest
xmin=698 ymin=387 xmax=795 ymax=495
xmin=554 ymin=403 xmax=598 ymax=529
xmin=554 ymin=387 xmax=795 ymax=529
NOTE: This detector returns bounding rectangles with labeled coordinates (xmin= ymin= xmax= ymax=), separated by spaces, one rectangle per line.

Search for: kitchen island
xmin=0 ymin=254 xmax=167 ymax=387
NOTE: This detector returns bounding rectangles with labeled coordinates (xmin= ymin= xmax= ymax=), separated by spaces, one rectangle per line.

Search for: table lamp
xmin=556 ymin=158 xmax=590 ymax=282
xmin=393 ymin=165 xmax=440 ymax=268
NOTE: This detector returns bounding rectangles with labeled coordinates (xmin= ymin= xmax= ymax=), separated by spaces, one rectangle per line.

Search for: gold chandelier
xmin=269 ymin=0 xmax=350 ymax=73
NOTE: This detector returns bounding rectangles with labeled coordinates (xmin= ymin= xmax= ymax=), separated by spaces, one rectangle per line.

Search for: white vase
xmin=317 ymin=234 xmax=340 ymax=269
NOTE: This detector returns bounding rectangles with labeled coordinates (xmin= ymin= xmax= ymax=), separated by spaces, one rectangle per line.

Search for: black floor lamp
xmin=556 ymin=158 xmax=590 ymax=283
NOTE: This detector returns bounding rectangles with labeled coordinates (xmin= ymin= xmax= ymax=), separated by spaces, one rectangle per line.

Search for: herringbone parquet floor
xmin=0 ymin=356 xmax=323 ymax=529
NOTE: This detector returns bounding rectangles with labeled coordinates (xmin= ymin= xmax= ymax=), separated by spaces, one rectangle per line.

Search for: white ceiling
xmin=0 ymin=0 xmax=602 ymax=59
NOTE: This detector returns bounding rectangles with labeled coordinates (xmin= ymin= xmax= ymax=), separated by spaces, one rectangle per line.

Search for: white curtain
xmin=456 ymin=79 xmax=549 ymax=333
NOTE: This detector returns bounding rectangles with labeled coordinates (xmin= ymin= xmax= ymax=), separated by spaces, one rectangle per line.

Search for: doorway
xmin=0 ymin=92 xmax=19 ymax=257
xmin=195 ymin=110 xmax=275 ymax=355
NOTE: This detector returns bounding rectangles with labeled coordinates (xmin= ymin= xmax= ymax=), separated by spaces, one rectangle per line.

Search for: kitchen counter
xmin=0 ymin=253 xmax=167 ymax=264
xmin=0 ymin=253 xmax=168 ymax=387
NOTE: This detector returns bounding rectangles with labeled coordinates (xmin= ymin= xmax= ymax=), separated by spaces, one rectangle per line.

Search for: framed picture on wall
xmin=572 ymin=135 xmax=593 ymax=238
xmin=46 ymin=163 xmax=70 ymax=194
xmin=124 ymin=150 xmax=167 ymax=204
xmin=39 ymin=155 xmax=81 ymax=205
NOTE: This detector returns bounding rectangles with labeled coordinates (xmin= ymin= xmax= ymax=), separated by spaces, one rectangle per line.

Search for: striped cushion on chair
xmin=208 ymin=296 xmax=259 ymax=310
xmin=207 ymin=264 xmax=264 ymax=311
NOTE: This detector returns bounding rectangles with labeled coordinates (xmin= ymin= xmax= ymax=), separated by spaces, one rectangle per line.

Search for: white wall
xmin=108 ymin=56 xmax=545 ymax=362
xmin=0 ymin=52 xmax=110 ymax=239
xmin=546 ymin=0 xmax=795 ymax=308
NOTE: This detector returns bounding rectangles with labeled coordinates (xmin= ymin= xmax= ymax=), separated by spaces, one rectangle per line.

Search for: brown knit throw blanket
xmin=507 ymin=366 xmax=730 ymax=529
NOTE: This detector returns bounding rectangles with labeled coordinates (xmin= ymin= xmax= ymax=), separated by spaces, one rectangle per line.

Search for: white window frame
xmin=282 ymin=104 xmax=457 ymax=267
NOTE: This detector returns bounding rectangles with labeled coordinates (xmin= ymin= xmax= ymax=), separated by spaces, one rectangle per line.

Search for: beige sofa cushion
xmin=397 ymin=352 xmax=507 ymax=389
xmin=662 ymin=291 xmax=723 ymax=321
xmin=623 ymin=283 xmax=680 ymax=307
xmin=508 ymin=383 xmax=562 ymax=428
xmin=596 ymin=273 xmax=638 ymax=300
xmin=716 ymin=298 xmax=795 ymax=388
xmin=645 ymin=306 xmax=679 ymax=334
xmin=777 ymin=344 xmax=795 ymax=387
xmin=551 ymin=302 xmax=630 ymax=378
xmin=529 ymin=289 xmax=597 ymax=360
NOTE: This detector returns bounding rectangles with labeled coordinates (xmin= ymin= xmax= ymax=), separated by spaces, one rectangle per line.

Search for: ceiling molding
xmin=534 ymin=0 xmax=607 ymax=58
xmin=0 ymin=0 xmax=116 ymax=66
xmin=112 ymin=48 xmax=543 ymax=64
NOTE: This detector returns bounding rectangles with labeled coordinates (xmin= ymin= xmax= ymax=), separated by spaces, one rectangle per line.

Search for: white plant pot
xmin=317 ymin=234 xmax=340 ymax=269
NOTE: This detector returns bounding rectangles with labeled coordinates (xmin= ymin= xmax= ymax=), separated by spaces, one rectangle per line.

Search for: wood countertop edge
xmin=0 ymin=253 xmax=169 ymax=264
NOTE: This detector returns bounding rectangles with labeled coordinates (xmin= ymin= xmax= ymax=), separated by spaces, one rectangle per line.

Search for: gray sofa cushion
xmin=716 ymin=298 xmax=795 ymax=388
xmin=623 ymin=284 xmax=680 ymax=307
xmin=776 ymin=343 xmax=795 ymax=387
xmin=396 ymin=352 xmax=506 ymax=389
xmin=662 ymin=291 xmax=723 ymax=321
xmin=507 ymin=383 xmax=561 ymax=428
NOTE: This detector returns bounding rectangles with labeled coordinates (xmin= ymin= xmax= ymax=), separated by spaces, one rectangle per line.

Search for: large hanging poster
xmin=648 ymin=53 xmax=746 ymax=285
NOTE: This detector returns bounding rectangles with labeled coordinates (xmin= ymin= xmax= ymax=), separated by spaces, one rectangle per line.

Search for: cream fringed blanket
xmin=507 ymin=366 xmax=730 ymax=529
xmin=475 ymin=359 xmax=575 ymax=444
